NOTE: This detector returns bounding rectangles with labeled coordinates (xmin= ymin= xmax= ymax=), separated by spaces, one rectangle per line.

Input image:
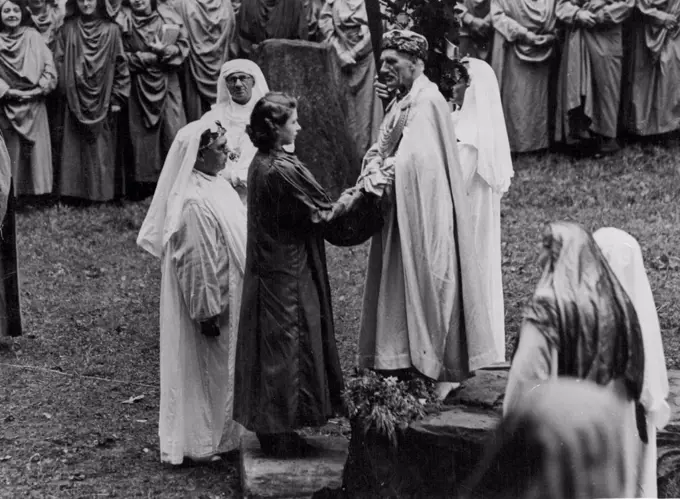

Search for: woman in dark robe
xmin=0 ymin=0 xmax=56 ymax=197
xmin=0 ymin=130 xmax=21 ymax=339
xmin=175 ymin=0 xmax=234 ymax=122
xmin=25 ymin=0 xmax=63 ymax=189
xmin=233 ymin=92 xmax=391 ymax=457
xmin=502 ymin=221 xmax=647 ymax=492
xmin=116 ymin=0 xmax=187 ymax=198
xmin=54 ymin=0 xmax=130 ymax=202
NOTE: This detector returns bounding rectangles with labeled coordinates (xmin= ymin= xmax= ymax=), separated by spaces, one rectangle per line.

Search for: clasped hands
xmin=522 ymin=30 xmax=555 ymax=46
xmin=358 ymin=157 xmax=395 ymax=197
xmin=575 ymin=8 xmax=612 ymax=27
xmin=4 ymin=87 xmax=41 ymax=102
xmin=147 ymin=34 xmax=179 ymax=60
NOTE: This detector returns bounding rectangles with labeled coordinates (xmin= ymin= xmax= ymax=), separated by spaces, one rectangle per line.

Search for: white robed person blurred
xmin=203 ymin=59 xmax=269 ymax=204
xmin=358 ymin=30 xmax=497 ymax=400
xmin=136 ymin=119 xmax=247 ymax=465
xmin=451 ymin=57 xmax=514 ymax=362
xmin=595 ymin=227 xmax=671 ymax=498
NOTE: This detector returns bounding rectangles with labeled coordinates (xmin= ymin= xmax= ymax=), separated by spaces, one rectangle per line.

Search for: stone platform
xmin=240 ymin=433 xmax=349 ymax=499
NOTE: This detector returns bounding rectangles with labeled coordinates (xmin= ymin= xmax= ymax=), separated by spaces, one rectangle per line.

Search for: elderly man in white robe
xmin=358 ymin=29 xmax=496 ymax=400
xmin=203 ymin=59 xmax=269 ymax=204
xmin=450 ymin=57 xmax=514 ymax=363
xmin=594 ymin=227 xmax=671 ymax=499
xmin=137 ymin=119 xmax=247 ymax=465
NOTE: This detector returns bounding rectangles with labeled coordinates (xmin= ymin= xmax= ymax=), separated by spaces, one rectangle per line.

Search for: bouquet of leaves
xmin=342 ymin=368 xmax=441 ymax=447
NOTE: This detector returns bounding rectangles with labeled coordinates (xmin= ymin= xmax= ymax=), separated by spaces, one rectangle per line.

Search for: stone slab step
xmin=240 ymin=434 xmax=349 ymax=499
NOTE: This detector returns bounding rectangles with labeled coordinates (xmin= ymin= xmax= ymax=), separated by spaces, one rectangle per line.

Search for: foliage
xmin=379 ymin=0 xmax=464 ymax=96
xmin=342 ymin=368 xmax=441 ymax=447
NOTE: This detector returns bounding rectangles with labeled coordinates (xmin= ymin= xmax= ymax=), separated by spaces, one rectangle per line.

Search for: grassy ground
xmin=0 ymin=142 xmax=678 ymax=497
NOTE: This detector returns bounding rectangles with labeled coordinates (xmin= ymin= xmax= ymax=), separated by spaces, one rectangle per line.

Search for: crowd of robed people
xmin=127 ymin=26 xmax=672 ymax=499
xmin=452 ymin=0 xmax=680 ymax=156
xmin=0 ymin=0 xmax=384 ymax=202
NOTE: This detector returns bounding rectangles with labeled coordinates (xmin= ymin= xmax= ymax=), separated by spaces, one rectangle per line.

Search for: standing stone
xmin=254 ymin=39 xmax=362 ymax=199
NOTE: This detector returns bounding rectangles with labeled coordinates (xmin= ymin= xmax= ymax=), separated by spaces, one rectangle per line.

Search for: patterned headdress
xmin=382 ymin=29 xmax=429 ymax=62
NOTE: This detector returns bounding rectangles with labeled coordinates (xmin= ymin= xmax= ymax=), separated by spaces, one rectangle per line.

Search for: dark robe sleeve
xmin=269 ymin=153 xmax=385 ymax=246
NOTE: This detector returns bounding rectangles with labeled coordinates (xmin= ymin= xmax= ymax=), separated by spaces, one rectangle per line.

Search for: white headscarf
xmin=209 ymin=59 xmax=269 ymax=128
xmin=453 ymin=58 xmax=514 ymax=195
xmin=594 ymin=227 xmax=671 ymax=430
xmin=136 ymin=120 xmax=247 ymax=274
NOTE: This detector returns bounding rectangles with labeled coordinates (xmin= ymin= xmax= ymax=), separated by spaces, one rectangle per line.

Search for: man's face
xmin=226 ymin=72 xmax=254 ymax=106
xmin=379 ymin=49 xmax=417 ymax=92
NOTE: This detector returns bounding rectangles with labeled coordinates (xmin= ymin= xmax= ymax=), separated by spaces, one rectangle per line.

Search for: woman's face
xmin=1 ymin=1 xmax=22 ymax=29
xmin=129 ymin=0 xmax=151 ymax=15
xmin=276 ymin=109 xmax=301 ymax=147
xmin=27 ymin=0 xmax=45 ymax=11
xmin=76 ymin=0 xmax=96 ymax=16
xmin=226 ymin=72 xmax=254 ymax=106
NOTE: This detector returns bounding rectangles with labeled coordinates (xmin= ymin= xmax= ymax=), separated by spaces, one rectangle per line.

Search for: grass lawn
xmin=1 ymin=142 xmax=679 ymax=497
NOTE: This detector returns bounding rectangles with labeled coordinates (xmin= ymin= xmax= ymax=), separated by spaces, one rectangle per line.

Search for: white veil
xmin=453 ymin=58 xmax=514 ymax=194
xmin=594 ymin=227 xmax=671 ymax=429
xmin=136 ymin=119 xmax=247 ymax=273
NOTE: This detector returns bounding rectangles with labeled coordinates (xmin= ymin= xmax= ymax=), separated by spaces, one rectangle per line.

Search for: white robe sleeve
xmin=169 ymin=201 xmax=229 ymax=322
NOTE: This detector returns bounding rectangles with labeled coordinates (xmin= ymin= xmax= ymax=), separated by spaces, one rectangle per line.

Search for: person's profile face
xmin=276 ymin=109 xmax=301 ymax=147
xmin=451 ymin=80 xmax=469 ymax=109
xmin=77 ymin=0 xmax=97 ymax=16
xmin=379 ymin=49 xmax=417 ymax=92
xmin=199 ymin=134 xmax=228 ymax=174
xmin=129 ymin=0 xmax=151 ymax=15
xmin=226 ymin=72 xmax=254 ymax=106
xmin=1 ymin=1 xmax=22 ymax=29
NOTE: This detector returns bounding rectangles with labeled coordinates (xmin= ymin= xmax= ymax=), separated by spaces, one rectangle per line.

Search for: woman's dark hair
xmin=246 ymin=92 xmax=297 ymax=152
xmin=0 ymin=0 xmax=33 ymax=30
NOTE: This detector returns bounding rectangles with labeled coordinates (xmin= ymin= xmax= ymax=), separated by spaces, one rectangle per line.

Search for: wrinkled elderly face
xmin=129 ymin=0 xmax=151 ymax=14
xmin=77 ymin=0 xmax=97 ymax=16
xmin=379 ymin=49 xmax=418 ymax=93
xmin=1 ymin=1 xmax=21 ymax=29
xmin=226 ymin=72 xmax=254 ymax=105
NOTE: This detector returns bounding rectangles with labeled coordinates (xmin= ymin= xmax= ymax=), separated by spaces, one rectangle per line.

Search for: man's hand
xmin=200 ymin=316 xmax=220 ymax=337
xmin=373 ymin=76 xmax=391 ymax=101
xmin=111 ymin=104 xmax=121 ymax=113
xmin=576 ymin=10 xmax=597 ymax=27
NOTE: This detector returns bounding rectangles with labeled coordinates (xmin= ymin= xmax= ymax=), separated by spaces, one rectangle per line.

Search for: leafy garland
xmin=342 ymin=368 xmax=442 ymax=447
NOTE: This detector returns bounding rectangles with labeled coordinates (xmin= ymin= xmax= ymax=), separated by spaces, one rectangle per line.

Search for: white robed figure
xmin=202 ymin=59 xmax=269 ymax=202
xmin=451 ymin=57 xmax=514 ymax=362
xmin=137 ymin=120 xmax=247 ymax=465
xmin=358 ymin=30 xmax=496 ymax=398
xmin=594 ymin=227 xmax=671 ymax=498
